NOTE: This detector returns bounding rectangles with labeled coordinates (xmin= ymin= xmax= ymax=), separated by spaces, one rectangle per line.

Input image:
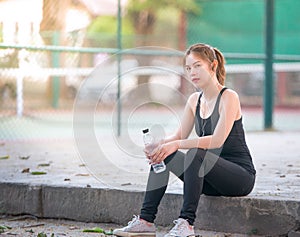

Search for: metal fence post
xmin=117 ymin=0 xmax=122 ymax=136
xmin=16 ymin=70 xmax=23 ymax=117
xmin=264 ymin=0 xmax=275 ymax=130
xmin=52 ymin=31 xmax=60 ymax=108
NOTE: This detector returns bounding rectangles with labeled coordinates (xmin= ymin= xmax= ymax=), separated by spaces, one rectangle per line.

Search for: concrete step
xmin=0 ymin=182 xmax=299 ymax=236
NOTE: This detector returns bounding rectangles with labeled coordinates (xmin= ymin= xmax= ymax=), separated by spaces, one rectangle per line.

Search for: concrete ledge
xmin=42 ymin=186 xmax=145 ymax=223
xmin=0 ymin=182 xmax=42 ymax=216
xmin=0 ymin=182 xmax=299 ymax=236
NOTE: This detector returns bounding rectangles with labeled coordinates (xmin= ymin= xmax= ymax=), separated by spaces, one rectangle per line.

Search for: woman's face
xmin=184 ymin=52 xmax=212 ymax=89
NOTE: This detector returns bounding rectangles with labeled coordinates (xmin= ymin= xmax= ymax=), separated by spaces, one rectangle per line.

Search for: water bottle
xmin=142 ymin=128 xmax=166 ymax=173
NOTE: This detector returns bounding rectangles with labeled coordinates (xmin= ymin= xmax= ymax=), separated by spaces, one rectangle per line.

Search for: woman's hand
xmin=148 ymin=141 xmax=179 ymax=164
xmin=144 ymin=140 xmax=162 ymax=161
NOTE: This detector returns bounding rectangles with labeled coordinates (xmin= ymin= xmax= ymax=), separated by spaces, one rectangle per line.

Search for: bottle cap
xmin=142 ymin=128 xmax=149 ymax=134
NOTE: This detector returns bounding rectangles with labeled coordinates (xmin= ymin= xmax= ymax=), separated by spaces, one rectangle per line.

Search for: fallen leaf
xmin=31 ymin=171 xmax=47 ymax=175
xmin=83 ymin=227 xmax=105 ymax=233
xmin=121 ymin=183 xmax=132 ymax=186
xmin=0 ymin=225 xmax=12 ymax=230
xmin=0 ymin=155 xmax=9 ymax=160
xmin=38 ymin=163 xmax=50 ymax=167
xmin=22 ymin=168 xmax=30 ymax=173
xmin=0 ymin=225 xmax=12 ymax=234
xmin=37 ymin=232 xmax=47 ymax=237
xmin=75 ymin=173 xmax=90 ymax=176
xmin=19 ymin=155 xmax=30 ymax=160
xmin=69 ymin=226 xmax=79 ymax=230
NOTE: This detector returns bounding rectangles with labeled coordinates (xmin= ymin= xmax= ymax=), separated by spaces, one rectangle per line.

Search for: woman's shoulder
xmin=188 ymin=91 xmax=201 ymax=104
xmin=186 ymin=92 xmax=201 ymax=113
xmin=220 ymin=88 xmax=242 ymax=118
xmin=222 ymin=88 xmax=240 ymax=102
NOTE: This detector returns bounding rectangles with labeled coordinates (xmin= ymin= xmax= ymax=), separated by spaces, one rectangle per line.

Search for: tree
xmin=40 ymin=0 xmax=91 ymax=106
xmin=40 ymin=0 xmax=72 ymax=45
xmin=126 ymin=0 xmax=199 ymax=46
xmin=124 ymin=0 xmax=199 ymax=102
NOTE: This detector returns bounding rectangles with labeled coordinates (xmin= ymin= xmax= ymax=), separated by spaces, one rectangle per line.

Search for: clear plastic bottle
xmin=142 ymin=128 xmax=166 ymax=173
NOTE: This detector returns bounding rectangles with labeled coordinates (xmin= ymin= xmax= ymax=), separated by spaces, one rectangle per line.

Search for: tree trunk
xmin=40 ymin=0 xmax=71 ymax=107
xmin=127 ymin=10 xmax=156 ymax=104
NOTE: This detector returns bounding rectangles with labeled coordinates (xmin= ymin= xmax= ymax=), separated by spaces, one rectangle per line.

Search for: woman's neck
xmin=201 ymin=82 xmax=223 ymax=101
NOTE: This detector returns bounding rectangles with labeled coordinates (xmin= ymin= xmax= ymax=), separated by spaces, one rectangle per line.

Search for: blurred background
xmin=0 ymin=0 xmax=299 ymax=141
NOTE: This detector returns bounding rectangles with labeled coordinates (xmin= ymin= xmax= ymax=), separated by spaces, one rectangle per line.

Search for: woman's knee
xmin=186 ymin=148 xmax=206 ymax=161
xmin=164 ymin=150 xmax=184 ymax=164
xmin=184 ymin=148 xmax=206 ymax=171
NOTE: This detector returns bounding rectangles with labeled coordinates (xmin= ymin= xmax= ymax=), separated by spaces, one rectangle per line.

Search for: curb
xmin=0 ymin=182 xmax=299 ymax=236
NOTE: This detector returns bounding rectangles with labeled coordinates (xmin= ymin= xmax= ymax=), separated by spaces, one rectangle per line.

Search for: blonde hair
xmin=184 ymin=43 xmax=226 ymax=85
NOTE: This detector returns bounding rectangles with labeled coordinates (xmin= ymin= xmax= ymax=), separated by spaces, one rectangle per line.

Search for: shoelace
xmin=169 ymin=219 xmax=187 ymax=235
xmin=127 ymin=215 xmax=140 ymax=227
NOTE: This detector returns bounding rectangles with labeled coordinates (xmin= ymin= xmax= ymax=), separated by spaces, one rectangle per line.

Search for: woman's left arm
xmin=149 ymin=90 xmax=241 ymax=163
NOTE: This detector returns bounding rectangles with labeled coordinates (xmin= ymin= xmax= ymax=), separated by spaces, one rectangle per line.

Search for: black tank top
xmin=195 ymin=87 xmax=256 ymax=175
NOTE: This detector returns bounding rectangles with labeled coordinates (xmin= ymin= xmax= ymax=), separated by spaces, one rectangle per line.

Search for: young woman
xmin=113 ymin=43 xmax=256 ymax=237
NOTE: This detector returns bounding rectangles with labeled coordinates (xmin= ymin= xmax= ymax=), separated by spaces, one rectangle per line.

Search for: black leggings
xmin=140 ymin=148 xmax=255 ymax=225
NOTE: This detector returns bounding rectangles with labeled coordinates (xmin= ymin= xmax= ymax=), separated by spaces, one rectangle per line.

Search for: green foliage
xmin=87 ymin=15 xmax=134 ymax=35
xmin=88 ymin=16 xmax=115 ymax=33
xmin=124 ymin=0 xmax=200 ymax=46
xmin=85 ymin=0 xmax=200 ymax=48
xmin=87 ymin=15 xmax=135 ymax=47
xmin=126 ymin=0 xmax=199 ymax=14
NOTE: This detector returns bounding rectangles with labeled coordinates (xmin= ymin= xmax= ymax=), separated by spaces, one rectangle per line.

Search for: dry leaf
xmin=0 ymin=155 xmax=9 ymax=160
xmin=19 ymin=155 xmax=30 ymax=160
xmin=22 ymin=168 xmax=30 ymax=173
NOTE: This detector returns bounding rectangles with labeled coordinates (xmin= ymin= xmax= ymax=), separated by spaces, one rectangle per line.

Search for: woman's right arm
xmin=144 ymin=92 xmax=198 ymax=158
xmin=163 ymin=92 xmax=198 ymax=143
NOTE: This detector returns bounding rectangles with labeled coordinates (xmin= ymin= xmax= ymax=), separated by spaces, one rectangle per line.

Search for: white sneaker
xmin=113 ymin=215 xmax=156 ymax=237
xmin=164 ymin=218 xmax=195 ymax=237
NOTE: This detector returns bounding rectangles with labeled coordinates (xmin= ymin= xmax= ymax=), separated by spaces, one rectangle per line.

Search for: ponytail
xmin=213 ymin=47 xmax=226 ymax=86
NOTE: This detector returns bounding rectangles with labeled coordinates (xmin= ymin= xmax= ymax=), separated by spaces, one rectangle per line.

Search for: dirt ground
xmin=0 ymin=215 xmax=255 ymax=237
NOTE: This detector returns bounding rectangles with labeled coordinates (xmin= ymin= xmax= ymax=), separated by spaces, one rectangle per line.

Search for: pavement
xmin=0 ymin=108 xmax=300 ymax=236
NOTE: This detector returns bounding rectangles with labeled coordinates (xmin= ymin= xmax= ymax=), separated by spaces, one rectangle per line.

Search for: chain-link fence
xmin=0 ymin=0 xmax=300 ymax=142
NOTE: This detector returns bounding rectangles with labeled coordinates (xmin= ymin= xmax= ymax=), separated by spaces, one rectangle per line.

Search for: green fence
xmin=0 ymin=0 xmax=300 ymax=141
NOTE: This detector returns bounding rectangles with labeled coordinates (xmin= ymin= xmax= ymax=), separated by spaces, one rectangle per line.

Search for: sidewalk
xmin=0 ymin=131 xmax=300 ymax=236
